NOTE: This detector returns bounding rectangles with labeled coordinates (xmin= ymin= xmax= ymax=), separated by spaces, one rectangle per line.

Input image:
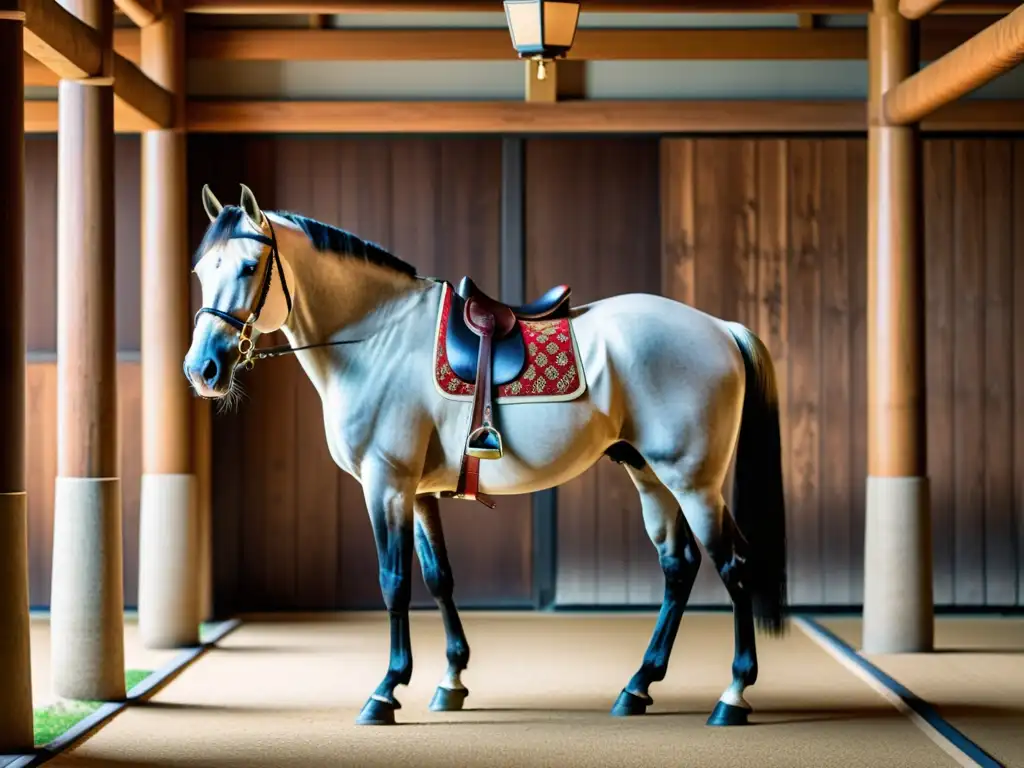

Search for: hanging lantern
xmin=503 ymin=0 xmax=581 ymax=80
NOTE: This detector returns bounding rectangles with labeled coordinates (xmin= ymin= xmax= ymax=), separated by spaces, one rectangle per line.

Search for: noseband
xmin=194 ymin=217 xmax=293 ymax=371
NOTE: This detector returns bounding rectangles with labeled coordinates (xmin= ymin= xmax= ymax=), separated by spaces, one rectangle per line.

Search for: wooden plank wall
xmin=544 ymin=135 xmax=1015 ymax=610
xmin=20 ymin=134 xmax=1024 ymax=611
xmin=188 ymin=136 xmax=534 ymax=615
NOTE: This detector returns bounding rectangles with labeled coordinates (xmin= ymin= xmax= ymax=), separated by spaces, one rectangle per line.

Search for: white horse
xmin=184 ymin=184 xmax=788 ymax=727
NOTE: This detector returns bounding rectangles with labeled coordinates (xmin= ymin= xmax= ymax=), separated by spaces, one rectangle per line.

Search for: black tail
xmin=726 ymin=323 xmax=788 ymax=635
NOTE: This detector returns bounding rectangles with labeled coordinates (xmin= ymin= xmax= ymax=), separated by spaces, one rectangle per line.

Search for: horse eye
xmin=240 ymin=262 xmax=258 ymax=277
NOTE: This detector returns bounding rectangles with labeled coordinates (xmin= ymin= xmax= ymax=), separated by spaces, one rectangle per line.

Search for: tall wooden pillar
xmin=863 ymin=0 xmax=933 ymax=653
xmin=0 ymin=0 xmax=34 ymax=750
xmin=137 ymin=0 xmax=200 ymax=647
xmin=50 ymin=0 xmax=126 ymax=700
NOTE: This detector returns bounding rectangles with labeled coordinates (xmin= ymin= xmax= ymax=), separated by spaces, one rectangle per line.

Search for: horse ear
xmin=201 ymin=184 xmax=223 ymax=222
xmin=239 ymin=184 xmax=264 ymax=228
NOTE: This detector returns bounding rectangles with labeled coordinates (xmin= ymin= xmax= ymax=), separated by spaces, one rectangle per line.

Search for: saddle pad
xmin=432 ymin=281 xmax=587 ymax=404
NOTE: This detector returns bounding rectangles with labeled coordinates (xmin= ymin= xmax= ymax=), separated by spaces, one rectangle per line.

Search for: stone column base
xmin=50 ymin=477 xmax=126 ymax=701
xmin=0 ymin=492 xmax=33 ymax=751
xmin=862 ymin=475 xmax=934 ymax=654
xmin=138 ymin=473 xmax=199 ymax=648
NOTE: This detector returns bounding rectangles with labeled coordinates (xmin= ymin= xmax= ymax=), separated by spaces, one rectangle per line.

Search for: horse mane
xmin=195 ymin=205 xmax=418 ymax=279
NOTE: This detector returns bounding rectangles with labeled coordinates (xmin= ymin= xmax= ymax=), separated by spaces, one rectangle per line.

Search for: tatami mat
xmin=821 ymin=615 xmax=1024 ymax=767
xmin=41 ymin=612 xmax=953 ymax=768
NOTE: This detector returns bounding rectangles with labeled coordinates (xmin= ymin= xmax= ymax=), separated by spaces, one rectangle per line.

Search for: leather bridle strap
xmin=193 ymin=217 xmax=294 ymax=369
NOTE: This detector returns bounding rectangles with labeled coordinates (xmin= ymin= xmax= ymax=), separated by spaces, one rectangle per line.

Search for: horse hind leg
xmin=705 ymin=510 xmax=758 ymax=726
xmin=610 ymin=458 xmax=702 ymax=717
xmin=664 ymin=482 xmax=756 ymax=727
xmin=413 ymin=495 xmax=471 ymax=712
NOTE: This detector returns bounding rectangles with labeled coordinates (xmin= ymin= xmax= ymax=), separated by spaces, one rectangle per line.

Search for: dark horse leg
xmin=611 ymin=462 xmax=702 ymax=716
xmin=413 ymin=495 xmax=472 ymax=711
xmin=705 ymin=510 xmax=758 ymax=726
xmin=355 ymin=478 xmax=415 ymax=726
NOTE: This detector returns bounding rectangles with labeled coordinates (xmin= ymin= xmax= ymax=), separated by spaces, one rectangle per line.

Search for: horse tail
xmin=725 ymin=322 xmax=788 ymax=636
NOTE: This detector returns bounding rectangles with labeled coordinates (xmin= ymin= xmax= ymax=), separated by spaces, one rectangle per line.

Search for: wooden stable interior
xmin=3 ymin=0 xmax=1024 ymax=753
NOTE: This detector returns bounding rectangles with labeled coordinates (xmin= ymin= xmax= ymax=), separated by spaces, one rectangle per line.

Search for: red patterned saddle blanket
xmin=432 ymin=281 xmax=587 ymax=404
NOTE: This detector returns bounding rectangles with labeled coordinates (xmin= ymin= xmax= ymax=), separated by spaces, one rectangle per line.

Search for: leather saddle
xmin=444 ymin=276 xmax=571 ymax=507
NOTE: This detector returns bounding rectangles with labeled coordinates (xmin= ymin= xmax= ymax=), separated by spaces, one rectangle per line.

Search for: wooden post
xmin=137 ymin=0 xmax=200 ymax=647
xmin=862 ymin=0 xmax=933 ymax=654
xmin=50 ymin=0 xmax=127 ymax=701
xmin=0 ymin=0 xmax=34 ymax=751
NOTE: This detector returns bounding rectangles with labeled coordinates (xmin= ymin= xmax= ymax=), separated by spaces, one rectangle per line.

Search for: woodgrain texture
xmin=19 ymin=134 xmax=1024 ymax=610
xmin=189 ymin=136 xmax=532 ymax=615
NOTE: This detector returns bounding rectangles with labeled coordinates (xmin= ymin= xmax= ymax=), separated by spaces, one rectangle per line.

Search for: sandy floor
xmin=821 ymin=615 xmax=1024 ymax=768
xmin=37 ymin=612 xmax=956 ymax=768
xmin=29 ymin=614 xmax=184 ymax=708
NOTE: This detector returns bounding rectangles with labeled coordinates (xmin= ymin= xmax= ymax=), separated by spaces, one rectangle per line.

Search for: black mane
xmin=195 ymin=205 xmax=417 ymax=279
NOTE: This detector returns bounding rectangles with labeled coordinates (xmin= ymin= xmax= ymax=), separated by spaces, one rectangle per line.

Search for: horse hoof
xmin=610 ymin=689 xmax=652 ymax=717
xmin=356 ymin=696 xmax=400 ymax=726
xmin=429 ymin=686 xmax=469 ymax=712
xmin=706 ymin=701 xmax=750 ymax=727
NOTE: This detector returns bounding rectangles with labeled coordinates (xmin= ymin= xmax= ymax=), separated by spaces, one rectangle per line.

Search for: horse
xmin=183 ymin=183 xmax=788 ymax=728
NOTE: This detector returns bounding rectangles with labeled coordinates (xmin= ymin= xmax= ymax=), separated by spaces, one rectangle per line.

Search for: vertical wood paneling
xmin=786 ymin=140 xmax=823 ymax=606
xmin=818 ymin=140 xmax=852 ymax=605
xmin=1015 ymin=141 xmax=1024 ymax=607
xmin=21 ymin=133 xmax=1024 ymax=612
xmin=924 ymin=139 xmax=956 ymax=606
xmin=527 ymin=138 xmax=660 ymax=606
xmin=982 ymin=140 xmax=1016 ymax=606
xmin=191 ymin=136 xmax=521 ymax=611
xmin=953 ymin=140 xmax=987 ymax=606
xmin=845 ymin=139 xmax=868 ymax=606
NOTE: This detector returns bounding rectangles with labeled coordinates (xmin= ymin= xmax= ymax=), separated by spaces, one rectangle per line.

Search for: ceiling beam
xmin=182 ymin=18 xmax=989 ymax=61
xmin=23 ymin=0 xmax=103 ymax=80
xmin=180 ymin=0 xmax=1017 ymax=14
xmin=115 ymin=0 xmax=161 ymax=26
xmin=24 ymin=98 xmax=1024 ymax=133
xmin=884 ymin=4 xmax=1024 ymax=124
xmin=111 ymin=52 xmax=174 ymax=128
xmin=25 ymin=27 xmax=139 ymax=85
xmin=899 ymin=0 xmax=947 ymax=18
xmin=21 ymin=17 xmax=993 ymax=84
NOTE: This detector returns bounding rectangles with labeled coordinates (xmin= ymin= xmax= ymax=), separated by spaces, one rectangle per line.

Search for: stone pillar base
xmin=138 ymin=473 xmax=199 ymax=648
xmin=50 ymin=477 xmax=126 ymax=701
xmin=0 ymin=492 xmax=33 ymax=751
xmin=862 ymin=475 xmax=934 ymax=654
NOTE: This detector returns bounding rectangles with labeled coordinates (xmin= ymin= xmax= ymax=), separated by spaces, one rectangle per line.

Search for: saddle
xmin=444 ymin=276 xmax=572 ymax=508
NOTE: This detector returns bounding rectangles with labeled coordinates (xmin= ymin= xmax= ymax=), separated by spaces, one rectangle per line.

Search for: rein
xmin=194 ymin=216 xmax=366 ymax=371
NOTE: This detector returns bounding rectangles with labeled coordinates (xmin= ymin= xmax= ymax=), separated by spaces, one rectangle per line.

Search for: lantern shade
xmin=504 ymin=0 xmax=581 ymax=59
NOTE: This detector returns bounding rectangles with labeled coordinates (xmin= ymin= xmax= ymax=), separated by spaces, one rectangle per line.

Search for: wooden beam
xmin=116 ymin=0 xmax=160 ymax=26
xmin=112 ymin=51 xmax=173 ymax=128
xmin=899 ymin=0 xmax=946 ymax=18
xmin=23 ymin=0 xmax=103 ymax=79
xmin=25 ymin=97 xmax=1024 ymax=133
xmin=25 ymin=27 xmax=138 ymax=85
xmin=180 ymin=21 xmax=989 ymax=63
xmin=884 ymin=4 xmax=1024 ymax=124
xmin=180 ymin=0 xmax=1017 ymax=13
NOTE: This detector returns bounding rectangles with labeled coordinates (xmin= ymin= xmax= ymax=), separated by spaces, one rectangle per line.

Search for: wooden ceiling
xmin=176 ymin=0 xmax=1013 ymax=13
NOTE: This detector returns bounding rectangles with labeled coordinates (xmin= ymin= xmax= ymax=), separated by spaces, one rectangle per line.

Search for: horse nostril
xmin=201 ymin=358 xmax=218 ymax=384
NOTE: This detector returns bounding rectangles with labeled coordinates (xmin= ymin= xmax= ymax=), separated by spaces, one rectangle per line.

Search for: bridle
xmin=194 ymin=215 xmax=295 ymax=371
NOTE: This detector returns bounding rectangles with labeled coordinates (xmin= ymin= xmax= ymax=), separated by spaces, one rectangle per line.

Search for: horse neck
xmin=274 ymin=234 xmax=428 ymax=385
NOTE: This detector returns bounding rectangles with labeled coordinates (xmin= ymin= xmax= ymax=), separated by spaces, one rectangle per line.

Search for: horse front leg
xmin=355 ymin=471 xmax=416 ymax=726
xmin=414 ymin=495 xmax=472 ymax=712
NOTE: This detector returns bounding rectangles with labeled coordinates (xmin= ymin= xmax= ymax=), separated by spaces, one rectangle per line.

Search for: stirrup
xmin=466 ymin=425 xmax=503 ymax=460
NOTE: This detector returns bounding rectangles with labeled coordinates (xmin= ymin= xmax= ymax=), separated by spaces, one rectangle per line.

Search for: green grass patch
xmin=33 ymin=669 xmax=154 ymax=747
